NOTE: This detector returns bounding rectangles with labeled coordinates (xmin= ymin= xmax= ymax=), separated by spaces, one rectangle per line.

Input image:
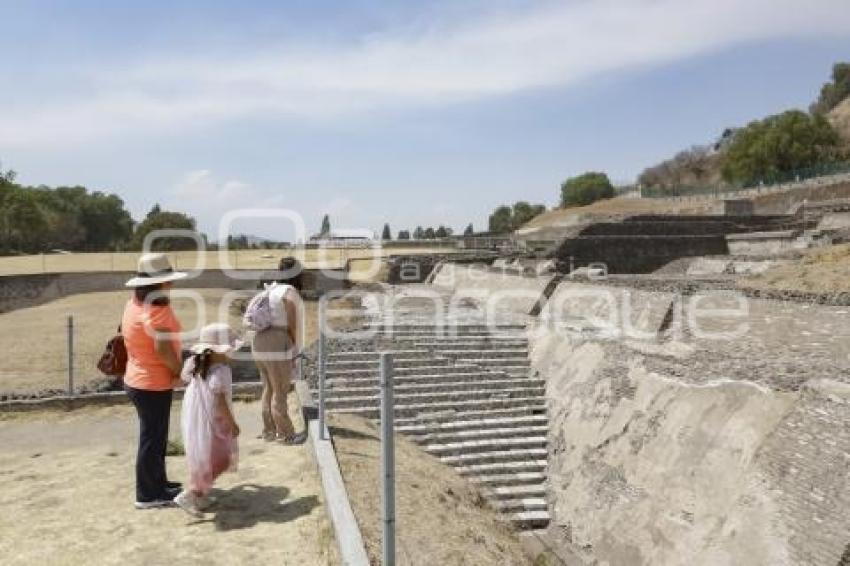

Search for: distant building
xmin=309 ymin=229 xmax=376 ymax=247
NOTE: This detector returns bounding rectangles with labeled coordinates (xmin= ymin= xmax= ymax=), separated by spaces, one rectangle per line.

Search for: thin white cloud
xmin=2 ymin=0 xmax=849 ymax=147
xmin=168 ymin=169 xmax=285 ymax=237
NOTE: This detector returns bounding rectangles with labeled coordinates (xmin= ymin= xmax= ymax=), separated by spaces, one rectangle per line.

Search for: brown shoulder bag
xmin=97 ymin=326 xmax=127 ymax=377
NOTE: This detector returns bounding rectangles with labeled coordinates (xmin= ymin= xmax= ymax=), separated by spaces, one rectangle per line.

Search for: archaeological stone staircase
xmin=318 ymin=320 xmax=550 ymax=530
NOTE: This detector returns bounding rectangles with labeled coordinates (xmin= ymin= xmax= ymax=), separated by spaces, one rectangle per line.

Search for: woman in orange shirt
xmin=122 ymin=253 xmax=187 ymax=509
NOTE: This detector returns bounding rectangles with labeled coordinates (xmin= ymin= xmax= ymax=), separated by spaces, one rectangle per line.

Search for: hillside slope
xmin=827 ymin=96 xmax=850 ymax=145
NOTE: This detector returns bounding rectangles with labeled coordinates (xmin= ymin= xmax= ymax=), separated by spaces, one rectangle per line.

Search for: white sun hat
xmin=190 ymin=322 xmax=243 ymax=354
xmin=125 ymin=253 xmax=189 ymax=287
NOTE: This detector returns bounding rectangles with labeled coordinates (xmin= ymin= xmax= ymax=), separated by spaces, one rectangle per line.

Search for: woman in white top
xmin=252 ymin=260 xmax=303 ymax=444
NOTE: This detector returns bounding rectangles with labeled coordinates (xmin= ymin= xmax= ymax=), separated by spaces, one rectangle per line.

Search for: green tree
xmin=512 ymin=201 xmax=546 ymax=227
xmin=131 ymin=208 xmax=199 ymax=251
xmin=435 ymin=225 xmax=453 ymax=238
xmin=463 ymin=223 xmax=474 ymax=236
xmin=721 ymin=110 xmax=841 ymax=185
xmin=560 ymin=172 xmax=615 ymax=207
xmin=397 ymin=229 xmax=411 ymax=240
xmin=488 ymin=205 xmax=513 ymax=233
xmin=4 ymin=189 xmax=49 ymax=252
xmin=381 ymin=223 xmax=392 ymax=240
xmin=423 ymin=227 xmax=436 ymax=239
xmin=320 ymin=214 xmax=331 ymax=236
xmin=811 ymin=62 xmax=850 ymax=115
xmin=78 ymin=191 xmax=133 ymax=250
xmin=413 ymin=226 xmax=424 ymax=239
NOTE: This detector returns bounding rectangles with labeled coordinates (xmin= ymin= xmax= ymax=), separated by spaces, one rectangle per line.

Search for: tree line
xmin=0 ymin=167 xmax=207 ymax=255
xmin=640 ymin=61 xmax=850 ymax=193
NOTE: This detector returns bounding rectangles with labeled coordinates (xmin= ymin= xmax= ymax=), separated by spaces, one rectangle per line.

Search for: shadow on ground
xmin=203 ymin=484 xmax=319 ymax=531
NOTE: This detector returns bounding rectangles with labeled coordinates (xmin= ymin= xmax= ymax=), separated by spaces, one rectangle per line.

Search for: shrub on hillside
xmin=811 ymin=62 xmax=850 ymax=115
xmin=488 ymin=201 xmax=546 ymax=233
xmin=720 ymin=110 xmax=842 ymax=186
xmin=638 ymin=145 xmax=721 ymax=191
xmin=560 ymin=172 xmax=615 ymax=207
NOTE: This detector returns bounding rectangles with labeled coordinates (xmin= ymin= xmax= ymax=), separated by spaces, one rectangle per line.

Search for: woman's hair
xmin=191 ymin=349 xmax=214 ymax=380
xmin=133 ymin=283 xmax=170 ymax=306
xmin=278 ymin=256 xmax=304 ymax=291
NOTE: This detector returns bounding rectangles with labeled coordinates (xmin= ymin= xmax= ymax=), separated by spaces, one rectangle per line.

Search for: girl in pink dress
xmin=174 ymin=323 xmax=241 ymax=517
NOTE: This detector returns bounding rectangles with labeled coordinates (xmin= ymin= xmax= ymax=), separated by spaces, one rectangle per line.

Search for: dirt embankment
xmin=329 ymin=414 xmax=540 ymax=566
xmin=742 ymin=243 xmax=850 ymax=293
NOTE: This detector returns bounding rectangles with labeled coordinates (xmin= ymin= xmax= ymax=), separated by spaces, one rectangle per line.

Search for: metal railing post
xmin=380 ymin=352 xmax=396 ymax=566
xmin=67 ymin=315 xmax=74 ymax=396
xmin=318 ymin=299 xmax=327 ymax=440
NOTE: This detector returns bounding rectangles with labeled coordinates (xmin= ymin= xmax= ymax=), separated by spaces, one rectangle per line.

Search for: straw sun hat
xmin=190 ymin=322 xmax=243 ymax=354
xmin=124 ymin=253 xmax=188 ymax=287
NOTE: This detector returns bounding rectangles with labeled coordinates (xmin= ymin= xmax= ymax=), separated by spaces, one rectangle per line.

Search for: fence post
xmin=67 ymin=315 xmax=74 ymax=396
xmin=318 ymin=299 xmax=327 ymax=441
xmin=380 ymin=352 xmax=396 ymax=566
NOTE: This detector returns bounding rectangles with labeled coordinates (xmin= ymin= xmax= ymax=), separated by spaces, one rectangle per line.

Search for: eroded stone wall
xmin=531 ymin=285 xmax=850 ymax=565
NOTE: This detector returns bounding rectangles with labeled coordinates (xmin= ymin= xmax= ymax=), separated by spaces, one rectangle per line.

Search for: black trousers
xmin=125 ymin=386 xmax=173 ymax=502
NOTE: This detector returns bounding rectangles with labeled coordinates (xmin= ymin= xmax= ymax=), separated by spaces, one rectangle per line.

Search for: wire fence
xmin=640 ymin=161 xmax=850 ymax=200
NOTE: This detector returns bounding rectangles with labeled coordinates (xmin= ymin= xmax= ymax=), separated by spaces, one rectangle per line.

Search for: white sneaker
xmin=134 ymin=498 xmax=174 ymax=510
xmin=173 ymin=490 xmax=204 ymax=518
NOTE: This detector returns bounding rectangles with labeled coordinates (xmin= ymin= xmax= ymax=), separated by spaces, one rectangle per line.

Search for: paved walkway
xmin=0 ymin=401 xmax=334 ymax=566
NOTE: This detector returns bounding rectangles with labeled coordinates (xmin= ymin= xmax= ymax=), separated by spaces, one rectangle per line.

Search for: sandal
xmin=277 ymin=431 xmax=307 ymax=445
xmin=256 ymin=431 xmax=276 ymax=441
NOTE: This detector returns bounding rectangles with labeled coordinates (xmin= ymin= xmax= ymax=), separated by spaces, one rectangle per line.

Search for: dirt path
xmin=0 ymin=400 xmax=335 ymax=566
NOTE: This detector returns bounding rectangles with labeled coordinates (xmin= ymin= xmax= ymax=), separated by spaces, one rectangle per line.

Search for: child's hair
xmin=191 ymin=349 xmax=215 ymax=380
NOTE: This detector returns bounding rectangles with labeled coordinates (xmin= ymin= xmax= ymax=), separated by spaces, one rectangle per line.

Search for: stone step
xmin=326 ymin=379 xmax=545 ymax=400
xmin=381 ymin=333 xmax=526 ymax=342
xmin=327 ymin=396 xmax=546 ymax=420
xmin=418 ymin=345 xmax=529 ymax=355
xmin=413 ymin=340 xmax=528 ymax=349
xmin=441 ymin=349 xmax=528 ymax=359
xmin=425 ymin=436 xmax=547 ymax=457
xmin=325 ymin=369 xmax=516 ymax=388
xmin=510 ymin=510 xmax=551 ymax=529
xmin=397 ymin=414 xmax=549 ymax=436
xmin=325 ymin=364 xmax=470 ymax=379
xmin=484 ymin=484 xmax=547 ymax=501
xmin=457 ymin=459 xmax=548 ymax=477
xmin=328 ymin=349 xmax=429 ymax=361
xmin=324 ymin=386 xmax=545 ymax=410
xmin=412 ymin=425 xmax=549 ymax=445
xmin=394 ymin=405 xmax=547 ymax=427
xmin=325 ymin=358 xmax=451 ymax=371
xmin=463 ymin=358 xmax=530 ymax=368
xmin=470 ymin=472 xmax=546 ymax=487
xmin=493 ymin=497 xmax=548 ymax=513
xmin=370 ymin=324 xmax=526 ymax=333
xmin=440 ymin=447 xmax=548 ymax=467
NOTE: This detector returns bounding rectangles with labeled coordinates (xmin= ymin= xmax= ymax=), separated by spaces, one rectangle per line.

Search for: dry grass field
xmin=0 ymin=245 xmax=456 ymax=276
xmin=520 ymin=195 xmax=717 ymax=231
xmin=742 ymin=243 xmax=850 ymax=293
xmin=0 ymin=288 xmax=342 ymax=396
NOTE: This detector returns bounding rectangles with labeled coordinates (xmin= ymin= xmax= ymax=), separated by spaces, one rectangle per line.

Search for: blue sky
xmin=2 ymin=0 xmax=850 ymax=240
